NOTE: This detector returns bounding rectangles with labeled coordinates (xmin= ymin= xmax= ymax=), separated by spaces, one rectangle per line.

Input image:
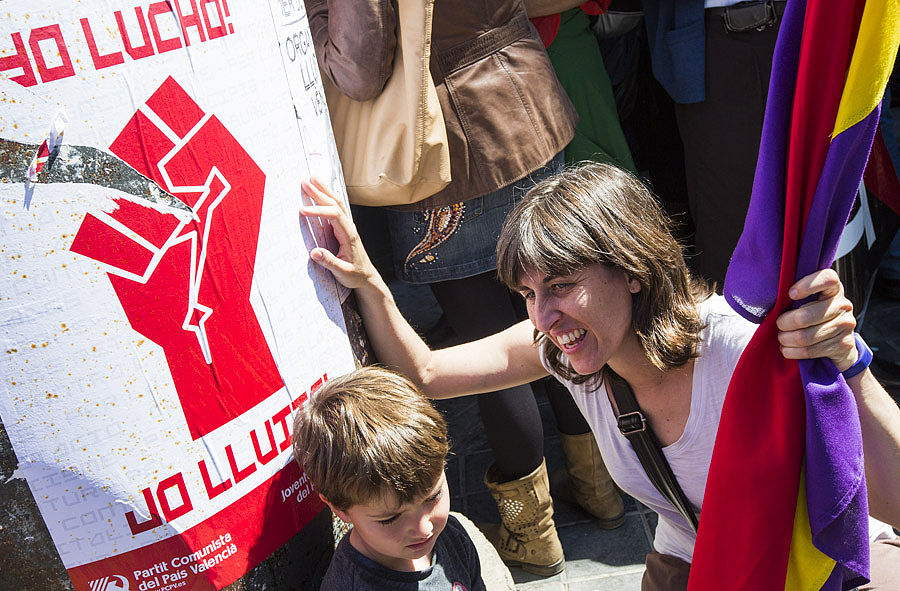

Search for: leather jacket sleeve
xmin=304 ymin=0 xmax=398 ymax=101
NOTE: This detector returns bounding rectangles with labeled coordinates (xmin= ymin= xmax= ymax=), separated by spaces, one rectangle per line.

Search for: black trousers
xmin=674 ymin=11 xmax=781 ymax=288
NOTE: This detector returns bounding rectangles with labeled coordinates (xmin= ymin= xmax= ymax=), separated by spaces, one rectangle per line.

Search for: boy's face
xmin=332 ymin=472 xmax=450 ymax=572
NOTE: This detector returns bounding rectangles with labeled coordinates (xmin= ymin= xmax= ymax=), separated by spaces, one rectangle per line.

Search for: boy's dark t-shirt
xmin=320 ymin=514 xmax=487 ymax=590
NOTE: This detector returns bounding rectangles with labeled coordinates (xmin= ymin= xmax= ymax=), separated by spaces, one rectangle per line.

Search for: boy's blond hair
xmin=292 ymin=366 xmax=450 ymax=511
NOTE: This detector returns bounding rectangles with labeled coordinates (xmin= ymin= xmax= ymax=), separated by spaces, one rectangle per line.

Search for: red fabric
xmin=530 ymin=15 xmax=560 ymax=48
xmin=865 ymin=128 xmax=900 ymax=216
xmin=580 ymin=0 xmax=609 ymax=15
xmin=787 ymin=2 xmax=862 ymax=254
xmin=529 ymin=1 xmax=609 ymax=47
xmin=687 ymin=2 xmax=863 ymax=588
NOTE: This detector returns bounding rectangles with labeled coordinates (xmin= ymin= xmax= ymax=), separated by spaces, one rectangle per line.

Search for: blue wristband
xmin=842 ymin=333 xmax=873 ymax=379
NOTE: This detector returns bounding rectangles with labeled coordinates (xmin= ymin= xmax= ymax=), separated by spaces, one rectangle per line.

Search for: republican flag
xmin=689 ymin=1 xmax=900 ymax=589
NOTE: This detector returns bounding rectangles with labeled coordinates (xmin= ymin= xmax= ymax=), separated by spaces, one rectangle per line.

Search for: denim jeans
xmin=386 ymin=152 xmax=565 ymax=284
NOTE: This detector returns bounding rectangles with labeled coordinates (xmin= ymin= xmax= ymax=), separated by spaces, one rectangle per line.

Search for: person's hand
xmin=299 ymin=178 xmax=378 ymax=290
xmin=775 ymin=268 xmax=858 ymax=371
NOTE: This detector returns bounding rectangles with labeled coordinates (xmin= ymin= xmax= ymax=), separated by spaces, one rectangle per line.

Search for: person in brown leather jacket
xmin=305 ymin=0 xmax=622 ymax=577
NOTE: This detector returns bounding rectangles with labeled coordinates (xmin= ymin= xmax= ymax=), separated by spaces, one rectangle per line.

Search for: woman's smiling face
xmin=517 ymin=263 xmax=642 ymax=376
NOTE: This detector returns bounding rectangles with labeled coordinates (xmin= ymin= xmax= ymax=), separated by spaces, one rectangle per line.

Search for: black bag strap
xmin=606 ymin=369 xmax=700 ymax=533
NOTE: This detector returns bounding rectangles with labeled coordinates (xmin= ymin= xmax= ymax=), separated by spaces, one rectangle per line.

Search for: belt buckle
xmin=617 ymin=411 xmax=647 ymax=435
xmin=722 ymin=0 xmax=778 ymax=33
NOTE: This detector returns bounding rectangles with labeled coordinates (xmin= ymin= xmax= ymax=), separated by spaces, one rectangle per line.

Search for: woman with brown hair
xmin=299 ymin=162 xmax=900 ymax=588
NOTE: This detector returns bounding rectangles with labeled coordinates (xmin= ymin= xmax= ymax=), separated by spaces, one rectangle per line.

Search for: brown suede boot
xmin=554 ymin=432 xmax=625 ymax=529
xmin=482 ymin=459 xmax=565 ymax=576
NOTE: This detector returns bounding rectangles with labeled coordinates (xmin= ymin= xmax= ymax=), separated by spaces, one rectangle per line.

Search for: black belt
xmin=432 ymin=12 xmax=532 ymax=81
xmin=707 ymin=0 xmax=787 ymax=33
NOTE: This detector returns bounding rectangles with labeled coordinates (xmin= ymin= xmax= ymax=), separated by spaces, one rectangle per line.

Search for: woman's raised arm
xmin=299 ymin=178 xmax=549 ymax=398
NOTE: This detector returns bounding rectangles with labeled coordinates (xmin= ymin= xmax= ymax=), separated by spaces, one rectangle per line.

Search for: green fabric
xmin=548 ymin=9 xmax=636 ymax=171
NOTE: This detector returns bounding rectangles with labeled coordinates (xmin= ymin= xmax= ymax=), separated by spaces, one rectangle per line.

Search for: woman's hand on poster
xmin=299 ymin=178 xmax=377 ymax=290
xmin=775 ymin=268 xmax=859 ymax=371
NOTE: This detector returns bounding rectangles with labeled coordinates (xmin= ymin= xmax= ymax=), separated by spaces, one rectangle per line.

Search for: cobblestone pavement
xmin=390 ymin=279 xmax=900 ymax=590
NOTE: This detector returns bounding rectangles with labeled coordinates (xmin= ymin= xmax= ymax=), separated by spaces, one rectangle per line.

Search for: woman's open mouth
xmin=558 ymin=329 xmax=586 ymax=352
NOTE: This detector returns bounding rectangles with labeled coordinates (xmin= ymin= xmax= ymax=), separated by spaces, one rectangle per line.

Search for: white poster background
xmin=0 ymin=0 xmax=355 ymax=587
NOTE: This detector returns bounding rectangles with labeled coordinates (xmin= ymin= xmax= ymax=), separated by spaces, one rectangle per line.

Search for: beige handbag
xmin=321 ymin=0 xmax=451 ymax=207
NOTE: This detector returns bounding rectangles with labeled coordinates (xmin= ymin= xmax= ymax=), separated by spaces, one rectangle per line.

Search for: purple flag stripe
xmin=797 ymin=107 xmax=880 ymax=589
xmin=723 ymin=0 xmax=807 ymax=322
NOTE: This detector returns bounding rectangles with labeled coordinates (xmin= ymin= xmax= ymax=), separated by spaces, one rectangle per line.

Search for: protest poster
xmin=0 ymin=0 xmax=357 ymax=589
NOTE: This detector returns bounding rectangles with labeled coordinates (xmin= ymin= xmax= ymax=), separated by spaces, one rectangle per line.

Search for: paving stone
xmin=566 ymin=569 xmax=645 ymax=591
xmin=551 ymin=498 xmax=598 ymax=529
xmin=514 ymin=584 xmax=568 ymax=591
xmin=462 ymin=490 xmax=502 ymax=524
xmin=558 ymin=515 xmax=651 ymax=568
xmin=637 ymin=505 xmax=659 ymax=546
xmin=510 ymin=570 xmax=567 ymax=589
xmin=552 ymin=488 xmax=641 ymax=527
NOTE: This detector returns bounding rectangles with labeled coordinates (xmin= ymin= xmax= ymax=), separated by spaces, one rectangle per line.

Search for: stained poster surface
xmin=0 ymin=1 xmax=356 ymax=589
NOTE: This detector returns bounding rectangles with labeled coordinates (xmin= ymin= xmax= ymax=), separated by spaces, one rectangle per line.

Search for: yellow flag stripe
xmin=833 ymin=0 xmax=900 ymax=137
xmin=784 ymin=468 xmax=836 ymax=591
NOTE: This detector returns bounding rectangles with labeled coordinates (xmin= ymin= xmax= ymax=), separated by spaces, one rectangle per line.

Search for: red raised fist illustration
xmin=71 ymin=77 xmax=283 ymax=440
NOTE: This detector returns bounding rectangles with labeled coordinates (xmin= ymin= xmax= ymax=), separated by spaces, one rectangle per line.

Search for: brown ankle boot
xmin=482 ymin=459 xmax=565 ymax=576
xmin=555 ymin=432 xmax=625 ymax=529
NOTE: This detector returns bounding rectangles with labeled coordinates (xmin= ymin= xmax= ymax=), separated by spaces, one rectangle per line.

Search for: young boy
xmin=292 ymin=365 xmax=491 ymax=590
